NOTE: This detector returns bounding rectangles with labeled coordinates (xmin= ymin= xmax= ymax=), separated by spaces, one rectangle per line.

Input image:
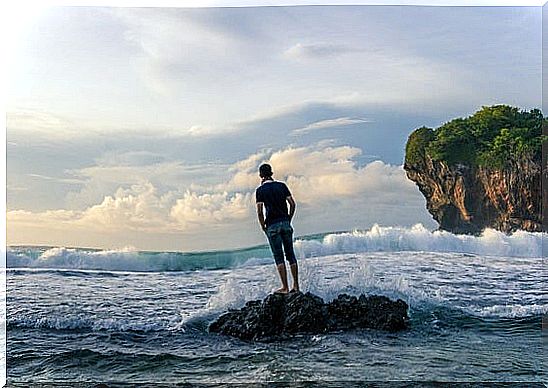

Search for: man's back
xmin=255 ymin=181 xmax=291 ymax=227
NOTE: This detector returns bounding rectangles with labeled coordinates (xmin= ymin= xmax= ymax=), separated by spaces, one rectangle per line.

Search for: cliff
xmin=403 ymin=105 xmax=544 ymax=235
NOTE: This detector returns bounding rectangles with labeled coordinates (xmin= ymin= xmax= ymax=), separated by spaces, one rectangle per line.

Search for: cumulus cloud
xmin=9 ymin=182 xmax=253 ymax=235
xmin=212 ymin=151 xmax=268 ymax=192
xmin=75 ymin=181 xmax=254 ymax=233
xmin=9 ymin=184 xmax=174 ymax=233
xmin=291 ymin=117 xmax=372 ymax=135
xmin=77 ymin=183 xmax=176 ymax=232
xmin=65 ymin=160 xmax=229 ymax=209
xmin=213 ymin=144 xmax=418 ymax=206
xmin=170 ymin=191 xmax=253 ymax=228
xmin=8 ymin=143 xmax=430 ymax=250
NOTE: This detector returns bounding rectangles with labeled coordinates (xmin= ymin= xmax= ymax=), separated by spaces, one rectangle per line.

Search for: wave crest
xmin=294 ymin=224 xmax=544 ymax=258
xmin=7 ymin=224 xmax=544 ymax=272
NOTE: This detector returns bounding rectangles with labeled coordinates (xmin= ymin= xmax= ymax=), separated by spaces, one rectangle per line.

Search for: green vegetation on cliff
xmin=405 ymin=105 xmax=545 ymax=169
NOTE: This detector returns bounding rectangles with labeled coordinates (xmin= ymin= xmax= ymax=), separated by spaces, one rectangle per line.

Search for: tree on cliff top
xmin=405 ymin=105 xmax=544 ymax=169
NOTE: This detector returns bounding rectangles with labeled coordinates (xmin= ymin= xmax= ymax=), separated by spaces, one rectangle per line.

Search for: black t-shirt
xmin=255 ymin=181 xmax=292 ymax=227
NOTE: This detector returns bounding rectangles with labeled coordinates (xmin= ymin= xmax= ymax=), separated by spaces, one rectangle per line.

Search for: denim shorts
xmin=265 ymin=220 xmax=297 ymax=265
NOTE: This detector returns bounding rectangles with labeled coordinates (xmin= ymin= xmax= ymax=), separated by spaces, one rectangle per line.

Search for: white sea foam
xmin=8 ymin=315 xmax=171 ymax=332
xmin=200 ymin=249 xmax=546 ymax=320
xmin=7 ymin=246 xmax=157 ymax=272
xmin=7 ymin=246 xmax=249 ymax=272
xmin=205 ymin=274 xmax=278 ymax=311
xmin=294 ymin=224 xmax=544 ymax=258
xmin=203 ymin=255 xmax=425 ymax=316
xmin=469 ymin=304 xmax=548 ymax=318
xmin=6 ymin=224 xmax=545 ymax=272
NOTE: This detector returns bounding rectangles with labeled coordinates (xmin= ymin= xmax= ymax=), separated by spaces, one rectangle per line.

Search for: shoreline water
xmin=6 ymin=225 xmax=547 ymax=383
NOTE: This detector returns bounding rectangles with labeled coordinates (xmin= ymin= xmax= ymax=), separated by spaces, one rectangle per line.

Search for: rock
xmin=209 ymin=292 xmax=408 ymax=341
xmin=403 ymin=106 xmax=544 ymax=235
xmin=404 ymin=153 xmax=543 ymax=234
xmin=328 ymin=294 xmax=409 ymax=332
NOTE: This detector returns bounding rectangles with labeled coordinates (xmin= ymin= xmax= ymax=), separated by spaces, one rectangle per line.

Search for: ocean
xmin=5 ymin=224 xmax=547 ymax=384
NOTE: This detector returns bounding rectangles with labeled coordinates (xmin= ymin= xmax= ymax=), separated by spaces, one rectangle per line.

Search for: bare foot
xmin=290 ymin=288 xmax=300 ymax=293
xmin=274 ymin=287 xmax=289 ymax=294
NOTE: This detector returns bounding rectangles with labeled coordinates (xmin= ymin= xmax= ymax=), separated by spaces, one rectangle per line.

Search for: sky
xmin=6 ymin=4 xmax=542 ymax=251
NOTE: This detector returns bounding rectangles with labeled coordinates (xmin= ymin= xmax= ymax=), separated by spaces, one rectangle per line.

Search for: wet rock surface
xmin=209 ymin=292 xmax=408 ymax=341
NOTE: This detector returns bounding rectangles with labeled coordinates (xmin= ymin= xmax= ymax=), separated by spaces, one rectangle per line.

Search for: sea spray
xmin=202 ymin=255 xmax=431 ymax=316
xmin=197 ymin=251 xmax=546 ymax=320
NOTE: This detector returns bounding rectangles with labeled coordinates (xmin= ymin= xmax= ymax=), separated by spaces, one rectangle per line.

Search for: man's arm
xmin=256 ymin=202 xmax=267 ymax=232
xmin=287 ymin=196 xmax=296 ymax=221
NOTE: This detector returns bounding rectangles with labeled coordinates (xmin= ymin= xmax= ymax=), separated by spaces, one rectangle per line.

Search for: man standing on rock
xmin=255 ymin=163 xmax=299 ymax=293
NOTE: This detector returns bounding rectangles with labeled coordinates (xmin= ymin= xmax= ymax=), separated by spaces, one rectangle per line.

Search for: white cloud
xmin=291 ymin=117 xmax=372 ymax=135
xmin=212 ymin=151 xmax=267 ymax=192
xmin=7 ymin=209 xmax=79 ymax=227
xmin=8 ymin=143 xmax=430 ymax=250
xmin=95 ymin=151 xmax=167 ymax=167
xmin=284 ymin=42 xmax=363 ymax=59
xmin=267 ymin=146 xmax=416 ymax=204
xmin=9 ymin=182 xmax=254 ymax=235
xmin=77 ymin=183 xmax=177 ymax=232
xmin=7 ymin=108 xmax=82 ymax=138
xmin=65 ymin=160 xmax=229 ymax=209
xmin=170 ymin=191 xmax=253 ymax=228
xmin=26 ymin=173 xmax=84 ymax=185
xmin=184 ymin=124 xmax=240 ymax=137
xmin=213 ymin=144 xmax=418 ymax=206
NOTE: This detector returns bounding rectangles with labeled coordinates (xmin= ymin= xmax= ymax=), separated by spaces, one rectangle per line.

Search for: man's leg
xmin=289 ymin=262 xmax=299 ymax=292
xmin=281 ymin=222 xmax=299 ymax=292
xmin=266 ymin=225 xmax=289 ymax=293
xmin=276 ymin=263 xmax=289 ymax=293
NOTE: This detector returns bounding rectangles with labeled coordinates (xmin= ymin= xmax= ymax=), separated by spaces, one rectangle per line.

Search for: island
xmin=404 ymin=105 xmax=545 ymax=234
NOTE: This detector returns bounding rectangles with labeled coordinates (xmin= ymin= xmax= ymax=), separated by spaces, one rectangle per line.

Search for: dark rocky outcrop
xmin=404 ymin=152 xmax=542 ymax=235
xmin=208 ymin=292 xmax=408 ymax=341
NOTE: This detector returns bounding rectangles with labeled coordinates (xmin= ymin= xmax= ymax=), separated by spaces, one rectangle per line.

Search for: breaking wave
xmin=7 ymin=224 xmax=544 ymax=272
xmin=294 ymin=224 xmax=544 ymax=258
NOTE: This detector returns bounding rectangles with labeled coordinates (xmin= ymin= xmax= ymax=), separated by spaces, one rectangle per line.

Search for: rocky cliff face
xmin=404 ymin=154 xmax=543 ymax=234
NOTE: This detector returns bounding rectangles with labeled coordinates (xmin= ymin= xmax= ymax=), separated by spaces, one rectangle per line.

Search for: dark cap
xmin=259 ymin=163 xmax=273 ymax=178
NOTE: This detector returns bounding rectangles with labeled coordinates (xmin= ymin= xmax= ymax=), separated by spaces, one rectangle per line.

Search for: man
xmin=255 ymin=163 xmax=299 ymax=294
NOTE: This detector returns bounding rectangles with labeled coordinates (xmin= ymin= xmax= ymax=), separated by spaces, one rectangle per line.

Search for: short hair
xmin=259 ymin=163 xmax=273 ymax=178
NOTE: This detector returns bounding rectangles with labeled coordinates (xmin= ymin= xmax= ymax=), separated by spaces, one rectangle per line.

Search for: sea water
xmin=5 ymin=224 xmax=547 ymax=383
